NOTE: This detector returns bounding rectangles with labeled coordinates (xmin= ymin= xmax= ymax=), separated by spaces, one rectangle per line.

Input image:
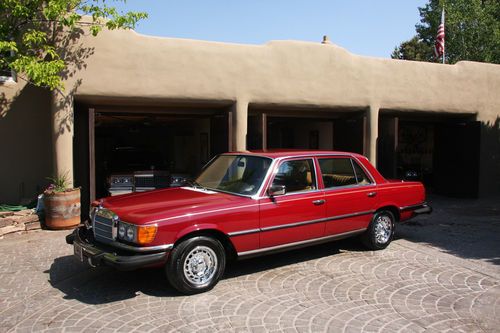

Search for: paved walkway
xmin=1 ymin=196 xmax=499 ymax=332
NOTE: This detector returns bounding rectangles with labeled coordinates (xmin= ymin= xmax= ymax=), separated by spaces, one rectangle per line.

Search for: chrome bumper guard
xmin=66 ymin=226 xmax=171 ymax=271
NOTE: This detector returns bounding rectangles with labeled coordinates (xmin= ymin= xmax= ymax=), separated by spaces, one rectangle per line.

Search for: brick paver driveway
xmin=1 ymin=196 xmax=499 ymax=332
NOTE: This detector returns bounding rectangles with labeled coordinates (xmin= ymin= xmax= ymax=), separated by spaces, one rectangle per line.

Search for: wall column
xmin=367 ymin=104 xmax=379 ymax=165
xmin=233 ymin=99 xmax=249 ymax=151
xmin=50 ymin=90 xmax=74 ymax=186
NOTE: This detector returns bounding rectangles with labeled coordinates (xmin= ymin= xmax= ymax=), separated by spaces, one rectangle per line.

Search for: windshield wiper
xmin=185 ymin=179 xmax=208 ymax=190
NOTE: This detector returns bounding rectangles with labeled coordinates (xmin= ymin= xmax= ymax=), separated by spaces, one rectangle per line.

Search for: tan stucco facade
xmin=1 ymin=26 xmax=499 ymax=204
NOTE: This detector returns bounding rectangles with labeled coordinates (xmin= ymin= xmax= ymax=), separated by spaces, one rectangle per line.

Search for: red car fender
xmin=174 ymin=223 xmax=227 ymax=244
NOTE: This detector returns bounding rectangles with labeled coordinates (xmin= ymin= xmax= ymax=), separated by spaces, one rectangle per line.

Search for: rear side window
xmin=319 ymin=158 xmax=372 ymax=188
xmin=352 ymin=160 xmax=372 ymax=185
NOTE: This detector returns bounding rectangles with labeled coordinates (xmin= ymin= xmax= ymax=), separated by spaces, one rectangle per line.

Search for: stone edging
xmin=0 ymin=209 xmax=42 ymax=238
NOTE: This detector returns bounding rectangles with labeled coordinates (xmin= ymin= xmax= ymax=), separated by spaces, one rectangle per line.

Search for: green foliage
xmin=392 ymin=0 xmax=499 ymax=64
xmin=391 ymin=36 xmax=433 ymax=61
xmin=46 ymin=171 xmax=71 ymax=192
xmin=0 ymin=0 xmax=147 ymax=90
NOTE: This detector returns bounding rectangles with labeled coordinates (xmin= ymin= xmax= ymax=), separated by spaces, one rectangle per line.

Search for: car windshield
xmin=196 ymin=155 xmax=272 ymax=196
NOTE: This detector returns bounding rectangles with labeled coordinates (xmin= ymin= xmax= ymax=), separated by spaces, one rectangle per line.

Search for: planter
xmin=43 ymin=188 xmax=81 ymax=230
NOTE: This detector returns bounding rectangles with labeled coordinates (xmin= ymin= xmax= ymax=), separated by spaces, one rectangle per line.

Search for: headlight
xmin=118 ymin=224 xmax=126 ymax=238
xmin=126 ymin=226 xmax=135 ymax=241
xmin=117 ymin=221 xmax=157 ymax=244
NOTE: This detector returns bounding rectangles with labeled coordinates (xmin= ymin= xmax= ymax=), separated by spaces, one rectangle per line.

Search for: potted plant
xmin=43 ymin=172 xmax=81 ymax=230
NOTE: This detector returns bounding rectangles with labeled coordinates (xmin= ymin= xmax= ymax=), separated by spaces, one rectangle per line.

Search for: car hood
xmin=101 ymin=187 xmax=250 ymax=225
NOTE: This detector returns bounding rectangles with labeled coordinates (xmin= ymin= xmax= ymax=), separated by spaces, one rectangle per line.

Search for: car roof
xmin=223 ymin=149 xmax=365 ymax=159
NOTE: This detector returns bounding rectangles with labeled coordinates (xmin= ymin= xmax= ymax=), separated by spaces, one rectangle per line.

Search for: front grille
xmin=93 ymin=209 xmax=116 ymax=244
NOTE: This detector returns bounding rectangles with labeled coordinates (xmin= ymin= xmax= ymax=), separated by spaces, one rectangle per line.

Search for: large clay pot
xmin=43 ymin=188 xmax=81 ymax=230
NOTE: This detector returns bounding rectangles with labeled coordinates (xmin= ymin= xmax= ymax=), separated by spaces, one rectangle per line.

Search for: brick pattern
xmin=0 ymin=227 xmax=499 ymax=333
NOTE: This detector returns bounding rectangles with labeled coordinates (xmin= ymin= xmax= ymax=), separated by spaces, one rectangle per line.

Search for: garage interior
xmin=377 ymin=112 xmax=480 ymax=198
xmin=247 ymin=108 xmax=366 ymax=154
xmin=73 ymin=102 xmax=232 ymax=215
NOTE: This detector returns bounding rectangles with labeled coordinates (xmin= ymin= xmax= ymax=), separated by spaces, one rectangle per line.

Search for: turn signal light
xmin=137 ymin=225 xmax=157 ymax=244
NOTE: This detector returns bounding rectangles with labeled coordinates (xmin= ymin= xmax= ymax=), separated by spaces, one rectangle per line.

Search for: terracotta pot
xmin=43 ymin=188 xmax=81 ymax=230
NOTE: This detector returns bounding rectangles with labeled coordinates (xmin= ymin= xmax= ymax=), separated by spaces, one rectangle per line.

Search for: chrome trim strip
xmin=228 ymin=210 xmax=375 ymax=237
xmin=227 ymin=228 xmax=261 ymax=237
xmin=109 ymin=242 xmax=174 ymax=253
xmin=322 ymin=184 xmax=377 ymax=194
xmin=237 ymin=228 xmax=367 ymax=257
xmin=261 ymin=217 xmax=325 ymax=232
xmin=261 ymin=210 xmax=375 ymax=232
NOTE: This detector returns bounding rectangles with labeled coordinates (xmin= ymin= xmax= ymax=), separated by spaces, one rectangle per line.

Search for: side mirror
xmin=268 ymin=185 xmax=286 ymax=197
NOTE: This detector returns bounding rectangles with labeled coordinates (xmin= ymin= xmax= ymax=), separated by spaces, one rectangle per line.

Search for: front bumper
xmin=66 ymin=227 xmax=170 ymax=271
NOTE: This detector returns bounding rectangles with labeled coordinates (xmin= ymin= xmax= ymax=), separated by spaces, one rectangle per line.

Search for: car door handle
xmin=367 ymin=192 xmax=377 ymax=198
xmin=312 ymin=199 xmax=326 ymax=205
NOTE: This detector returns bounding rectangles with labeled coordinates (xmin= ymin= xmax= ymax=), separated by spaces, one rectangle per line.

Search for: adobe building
xmin=1 ymin=26 xmax=499 ymax=211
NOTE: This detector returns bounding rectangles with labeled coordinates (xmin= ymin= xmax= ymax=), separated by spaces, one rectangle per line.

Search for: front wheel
xmin=166 ymin=236 xmax=226 ymax=294
xmin=361 ymin=210 xmax=395 ymax=250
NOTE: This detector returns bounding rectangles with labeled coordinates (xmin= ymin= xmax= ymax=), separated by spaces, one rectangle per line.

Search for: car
xmin=66 ymin=150 xmax=432 ymax=294
xmin=105 ymin=146 xmax=171 ymax=196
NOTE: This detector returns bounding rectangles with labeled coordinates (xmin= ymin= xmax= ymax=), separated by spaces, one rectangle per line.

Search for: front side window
xmin=319 ymin=158 xmax=372 ymax=188
xmin=196 ymin=155 xmax=271 ymax=196
xmin=272 ymin=159 xmax=316 ymax=193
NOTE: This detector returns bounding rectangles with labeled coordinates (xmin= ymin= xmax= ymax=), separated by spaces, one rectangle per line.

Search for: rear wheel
xmin=361 ymin=210 xmax=395 ymax=250
xmin=166 ymin=236 xmax=226 ymax=294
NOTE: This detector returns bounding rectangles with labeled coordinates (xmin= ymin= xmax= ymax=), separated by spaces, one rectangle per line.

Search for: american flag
xmin=434 ymin=9 xmax=445 ymax=62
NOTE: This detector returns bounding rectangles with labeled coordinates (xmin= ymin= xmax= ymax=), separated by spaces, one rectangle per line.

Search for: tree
xmin=392 ymin=0 xmax=500 ymax=64
xmin=391 ymin=36 xmax=433 ymax=62
xmin=0 ymin=0 xmax=147 ymax=90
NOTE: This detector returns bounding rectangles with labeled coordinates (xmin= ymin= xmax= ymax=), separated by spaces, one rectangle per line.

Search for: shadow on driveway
xmin=48 ymin=239 xmax=363 ymax=304
xmin=396 ymin=194 xmax=500 ymax=266
xmin=49 ymin=195 xmax=499 ymax=304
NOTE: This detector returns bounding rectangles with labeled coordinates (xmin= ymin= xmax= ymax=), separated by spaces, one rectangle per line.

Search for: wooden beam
xmin=88 ymin=108 xmax=96 ymax=202
xmin=262 ymin=113 xmax=267 ymax=150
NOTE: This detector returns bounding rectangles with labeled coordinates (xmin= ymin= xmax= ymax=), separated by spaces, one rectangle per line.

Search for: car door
xmin=318 ymin=156 xmax=378 ymax=235
xmin=259 ymin=158 xmax=326 ymax=249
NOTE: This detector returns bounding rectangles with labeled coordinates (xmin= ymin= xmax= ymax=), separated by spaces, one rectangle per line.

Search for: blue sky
xmin=114 ymin=0 xmax=428 ymax=58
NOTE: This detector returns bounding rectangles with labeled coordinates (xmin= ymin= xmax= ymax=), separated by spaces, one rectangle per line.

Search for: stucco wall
xmin=0 ymin=25 xmax=499 ymax=203
xmin=68 ymin=28 xmax=499 ymax=124
xmin=0 ymin=82 xmax=52 ymax=204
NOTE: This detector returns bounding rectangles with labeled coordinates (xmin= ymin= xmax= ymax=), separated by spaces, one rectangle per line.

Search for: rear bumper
xmin=400 ymin=202 xmax=433 ymax=219
xmin=413 ymin=204 xmax=432 ymax=215
xmin=66 ymin=227 xmax=170 ymax=271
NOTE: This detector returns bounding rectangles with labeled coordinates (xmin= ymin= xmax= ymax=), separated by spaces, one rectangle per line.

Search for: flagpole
xmin=442 ymin=8 xmax=445 ymax=64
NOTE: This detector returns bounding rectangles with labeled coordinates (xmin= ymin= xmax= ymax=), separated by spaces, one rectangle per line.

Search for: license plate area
xmin=74 ymin=242 xmax=84 ymax=262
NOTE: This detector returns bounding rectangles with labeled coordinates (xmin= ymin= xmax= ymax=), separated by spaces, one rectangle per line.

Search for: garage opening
xmin=74 ymin=103 xmax=232 ymax=215
xmin=247 ymin=108 xmax=366 ymax=154
xmin=378 ymin=112 xmax=480 ymax=197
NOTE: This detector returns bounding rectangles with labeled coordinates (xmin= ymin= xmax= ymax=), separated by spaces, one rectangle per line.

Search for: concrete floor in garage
xmin=1 ymin=195 xmax=499 ymax=333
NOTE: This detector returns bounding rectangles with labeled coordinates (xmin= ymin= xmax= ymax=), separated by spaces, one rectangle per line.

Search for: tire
xmin=166 ymin=236 xmax=226 ymax=294
xmin=361 ymin=210 xmax=395 ymax=250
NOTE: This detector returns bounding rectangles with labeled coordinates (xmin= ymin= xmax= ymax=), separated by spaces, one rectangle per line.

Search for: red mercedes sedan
xmin=67 ymin=150 xmax=431 ymax=294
